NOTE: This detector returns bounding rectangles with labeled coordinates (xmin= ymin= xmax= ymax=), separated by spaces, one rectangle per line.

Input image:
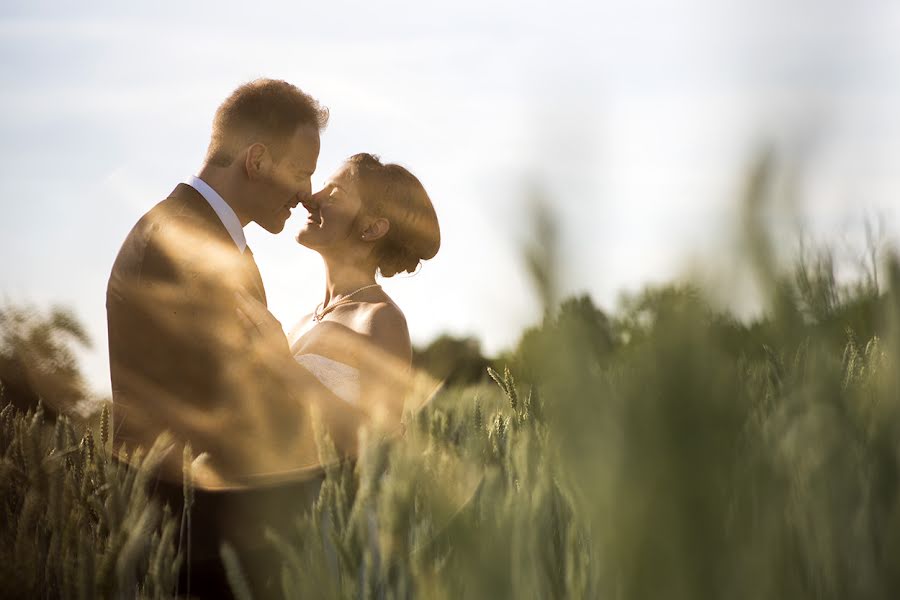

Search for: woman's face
xmin=296 ymin=162 xmax=365 ymax=251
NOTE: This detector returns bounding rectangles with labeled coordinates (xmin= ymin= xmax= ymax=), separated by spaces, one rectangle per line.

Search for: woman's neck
xmin=321 ymin=255 xmax=377 ymax=307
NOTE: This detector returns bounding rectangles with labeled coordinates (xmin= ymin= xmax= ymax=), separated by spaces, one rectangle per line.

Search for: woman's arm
xmin=354 ymin=303 xmax=413 ymax=424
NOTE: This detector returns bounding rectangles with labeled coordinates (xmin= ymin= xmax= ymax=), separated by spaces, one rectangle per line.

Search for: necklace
xmin=313 ymin=283 xmax=381 ymax=322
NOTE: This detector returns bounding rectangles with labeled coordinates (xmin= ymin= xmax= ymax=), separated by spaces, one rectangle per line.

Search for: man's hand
xmin=235 ymin=290 xmax=291 ymax=359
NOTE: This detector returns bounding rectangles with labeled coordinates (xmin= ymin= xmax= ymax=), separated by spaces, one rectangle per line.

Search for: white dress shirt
xmin=184 ymin=175 xmax=247 ymax=254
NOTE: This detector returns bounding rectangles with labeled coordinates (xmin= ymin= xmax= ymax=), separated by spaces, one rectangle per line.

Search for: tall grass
xmin=0 ymin=403 xmax=182 ymax=598
xmin=4 ymin=254 xmax=900 ymax=598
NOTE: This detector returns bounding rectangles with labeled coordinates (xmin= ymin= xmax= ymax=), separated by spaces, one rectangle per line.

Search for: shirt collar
xmin=185 ymin=175 xmax=247 ymax=253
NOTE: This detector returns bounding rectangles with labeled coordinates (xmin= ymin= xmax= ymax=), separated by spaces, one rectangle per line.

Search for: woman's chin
xmin=295 ymin=231 xmax=319 ymax=250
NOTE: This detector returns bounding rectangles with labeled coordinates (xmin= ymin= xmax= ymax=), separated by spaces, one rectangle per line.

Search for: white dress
xmin=294 ymin=352 xmax=361 ymax=406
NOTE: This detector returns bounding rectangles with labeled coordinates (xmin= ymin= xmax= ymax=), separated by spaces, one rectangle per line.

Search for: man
xmin=108 ymin=78 xmax=330 ymax=481
xmin=107 ymin=79 xmax=344 ymax=468
xmin=107 ymin=79 xmax=338 ymax=479
xmin=107 ymin=78 xmax=336 ymax=596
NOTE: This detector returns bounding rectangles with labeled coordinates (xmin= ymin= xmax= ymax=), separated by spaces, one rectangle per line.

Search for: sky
xmin=2 ymin=0 xmax=900 ymax=395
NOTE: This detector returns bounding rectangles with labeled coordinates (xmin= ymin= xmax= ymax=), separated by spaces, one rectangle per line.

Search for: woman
xmin=287 ymin=153 xmax=441 ymax=449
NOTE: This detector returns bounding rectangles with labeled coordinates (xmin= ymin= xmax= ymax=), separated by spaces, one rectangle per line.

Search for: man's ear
xmin=362 ymin=218 xmax=391 ymax=242
xmin=244 ymin=143 xmax=269 ymax=180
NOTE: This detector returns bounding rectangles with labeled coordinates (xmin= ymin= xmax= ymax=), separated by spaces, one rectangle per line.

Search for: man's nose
xmin=293 ymin=190 xmax=312 ymax=209
xmin=303 ymin=189 xmax=324 ymax=210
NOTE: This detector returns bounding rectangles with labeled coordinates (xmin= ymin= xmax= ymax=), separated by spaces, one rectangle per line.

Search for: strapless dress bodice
xmin=294 ymin=352 xmax=360 ymax=405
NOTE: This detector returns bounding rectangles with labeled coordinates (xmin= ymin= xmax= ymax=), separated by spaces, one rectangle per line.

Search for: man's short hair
xmin=206 ymin=78 xmax=329 ymax=167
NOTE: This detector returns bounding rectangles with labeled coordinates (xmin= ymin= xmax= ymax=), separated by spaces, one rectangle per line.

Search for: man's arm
xmin=111 ymin=219 xmax=311 ymax=480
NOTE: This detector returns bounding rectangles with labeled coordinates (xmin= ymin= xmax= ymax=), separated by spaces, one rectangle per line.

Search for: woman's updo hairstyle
xmin=347 ymin=153 xmax=441 ymax=277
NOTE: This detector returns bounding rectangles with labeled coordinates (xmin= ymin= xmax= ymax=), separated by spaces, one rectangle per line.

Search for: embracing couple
xmin=106 ymin=78 xmax=440 ymax=488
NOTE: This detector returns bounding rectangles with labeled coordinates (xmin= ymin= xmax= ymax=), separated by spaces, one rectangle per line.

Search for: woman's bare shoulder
xmin=360 ymin=301 xmax=411 ymax=362
xmin=370 ymin=301 xmax=408 ymax=328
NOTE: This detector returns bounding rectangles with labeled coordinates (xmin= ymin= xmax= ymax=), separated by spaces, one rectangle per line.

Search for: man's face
xmin=252 ymin=125 xmax=320 ymax=234
xmin=296 ymin=162 xmax=364 ymax=251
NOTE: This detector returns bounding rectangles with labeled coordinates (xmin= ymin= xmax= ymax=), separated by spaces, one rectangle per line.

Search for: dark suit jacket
xmin=108 ymin=184 xmax=337 ymax=595
xmin=107 ymin=183 xmax=301 ymax=480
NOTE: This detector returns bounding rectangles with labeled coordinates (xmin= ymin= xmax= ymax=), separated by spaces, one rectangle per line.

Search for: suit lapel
xmin=168 ymin=184 xmax=236 ymax=246
xmin=166 ymin=184 xmax=268 ymax=306
xmin=243 ymin=246 xmax=268 ymax=307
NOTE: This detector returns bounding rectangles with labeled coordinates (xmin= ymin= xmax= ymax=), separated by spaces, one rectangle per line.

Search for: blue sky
xmin=2 ymin=0 xmax=899 ymax=395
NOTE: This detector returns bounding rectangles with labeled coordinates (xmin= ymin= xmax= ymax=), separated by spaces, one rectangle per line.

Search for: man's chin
xmin=259 ymin=219 xmax=287 ymax=234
